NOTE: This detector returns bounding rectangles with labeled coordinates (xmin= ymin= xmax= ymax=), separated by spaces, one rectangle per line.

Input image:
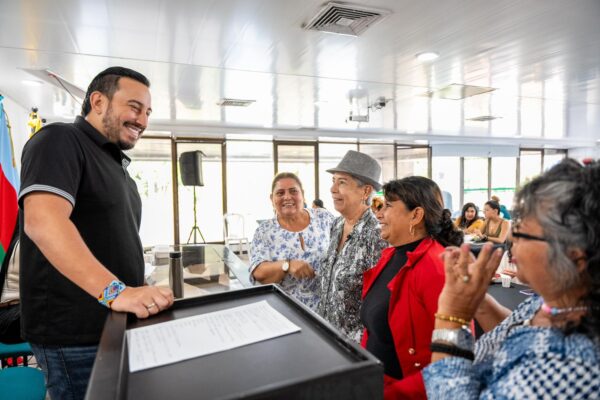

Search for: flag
xmin=0 ymin=95 xmax=20 ymax=265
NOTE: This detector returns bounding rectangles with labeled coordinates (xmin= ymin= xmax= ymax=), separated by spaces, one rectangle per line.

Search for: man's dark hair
xmin=80 ymin=66 xmax=150 ymax=116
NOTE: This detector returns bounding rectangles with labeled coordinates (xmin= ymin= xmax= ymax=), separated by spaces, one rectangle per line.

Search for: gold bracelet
xmin=434 ymin=313 xmax=471 ymax=326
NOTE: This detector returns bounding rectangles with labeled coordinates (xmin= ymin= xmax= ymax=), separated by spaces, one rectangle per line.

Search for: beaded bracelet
xmin=97 ymin=280 xmax=126 ymax=308
xmin=430 ymin=342 xmax=475 ymax=361
xmin=434 ymin=313 xmax=471 ymax=326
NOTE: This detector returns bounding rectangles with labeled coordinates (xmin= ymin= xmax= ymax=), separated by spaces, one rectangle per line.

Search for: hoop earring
xmin=409 ymin=225 xmax=415 ymax=236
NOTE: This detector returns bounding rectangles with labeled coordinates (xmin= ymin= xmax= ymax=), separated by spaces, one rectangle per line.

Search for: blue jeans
xmin=31 ymin=343 xmax=98 ymax=400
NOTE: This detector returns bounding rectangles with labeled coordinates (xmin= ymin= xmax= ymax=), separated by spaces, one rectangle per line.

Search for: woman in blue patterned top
xmin=250 ymin=172 xmax=334 ymax=311
xmin=424 ymin=158 xmax=600 ymax=398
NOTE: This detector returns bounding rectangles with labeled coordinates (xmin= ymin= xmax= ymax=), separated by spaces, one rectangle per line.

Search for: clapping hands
xmin=437 ymin=243 xmax=504 ymax=321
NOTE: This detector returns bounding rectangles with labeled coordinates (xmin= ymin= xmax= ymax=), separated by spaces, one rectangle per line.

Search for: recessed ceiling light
xmin=416 ymin=52 xmax=439 ymax=62
xmin=22 ymin=79 xmax=43 ymax=86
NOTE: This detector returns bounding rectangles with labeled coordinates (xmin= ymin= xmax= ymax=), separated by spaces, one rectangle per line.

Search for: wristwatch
xmin=281 ymin=260 xmax=290 ymax=272
xmin=431 ymin=326 xmax=474 ymax=352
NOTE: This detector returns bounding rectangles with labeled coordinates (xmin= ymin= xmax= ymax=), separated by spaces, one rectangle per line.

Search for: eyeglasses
xmin=506 ymin=230 xmax=547 ymax=259
xmin=510 ymin=231 xmax=547 ymax=242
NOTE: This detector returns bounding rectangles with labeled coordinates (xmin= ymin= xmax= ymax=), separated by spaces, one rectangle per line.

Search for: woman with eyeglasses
xmin=454 ymin=202 xmax=484 ymax=234
xmin=423 ymin=158 xmax=600 ymax=398
xmin=473 ymin=200 xmax=509 ymax=244
xmin=250 ymin=172 xmax=334 ymax=311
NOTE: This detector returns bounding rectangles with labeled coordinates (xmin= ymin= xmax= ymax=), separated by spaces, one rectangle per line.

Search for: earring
xmin=409 ymin=225 xmax=415 ymax=236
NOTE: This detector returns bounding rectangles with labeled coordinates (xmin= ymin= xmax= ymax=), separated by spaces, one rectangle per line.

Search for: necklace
xmin=541 ymin=303 xmax=587 ymax=316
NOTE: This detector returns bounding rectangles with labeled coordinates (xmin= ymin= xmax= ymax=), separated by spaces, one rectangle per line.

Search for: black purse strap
xmin=0 ymin=222 xmax=19 ymax=300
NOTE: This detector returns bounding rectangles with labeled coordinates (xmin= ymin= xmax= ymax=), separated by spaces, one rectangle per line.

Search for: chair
xmin=0 ymin=341 xmax=45 ymax=399
xmin=223 ymin=213 xmax=249 ymax=254
xmin=0 ymin=341 xmax=33 ymax=358
xmin=0 ymin=366 xmax=46 ymax=400
xmin=0 ymin=341 xmax=33 ymax=367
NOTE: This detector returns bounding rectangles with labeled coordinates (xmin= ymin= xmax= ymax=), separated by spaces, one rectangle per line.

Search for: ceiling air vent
xmin=216 ymin=98 xmax=255 ymax=107
xmin=304 ymin=2 xmax=390 ymax=36
xmin=420 ymin=83 xmax=496 ymax=100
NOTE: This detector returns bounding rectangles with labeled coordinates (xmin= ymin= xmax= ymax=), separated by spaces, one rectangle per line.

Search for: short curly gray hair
xmin=512 ymin=159 xmax=600 ymax=297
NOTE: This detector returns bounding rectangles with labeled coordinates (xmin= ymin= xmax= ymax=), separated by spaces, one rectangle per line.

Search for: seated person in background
xmin=454 ymin=202 xmax=484 ymax=234
xmin=361 ymin=177 xmax=463 ymax=399
xmin=250 ymin=172 xmax=334 ymax=311
xmin=371 ymin=196 xmax=384 ymax=214
xmin=473 ymin=200 xmax=509 ymax=244
xmin=423 ymin=158 xmax=600 ymax=399
xmin=311 ymin=198 xmax=325 ymax=209
xmin=491 ymin=195 xmax=511 ymax=219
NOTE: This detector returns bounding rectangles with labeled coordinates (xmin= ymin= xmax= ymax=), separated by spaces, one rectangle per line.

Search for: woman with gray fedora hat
xmin=317 ymin=150 xmax=388 ymax=342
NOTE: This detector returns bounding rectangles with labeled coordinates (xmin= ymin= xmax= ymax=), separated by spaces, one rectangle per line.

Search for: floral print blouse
xmin=250 ymin=207 xmax=334 ymax=310
xmin=316 ymin=209 xmax=388 ymax=342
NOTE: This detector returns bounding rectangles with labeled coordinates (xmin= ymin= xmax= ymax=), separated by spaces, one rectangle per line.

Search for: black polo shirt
xmin=18 ymin=116 xmax=144 ymax=345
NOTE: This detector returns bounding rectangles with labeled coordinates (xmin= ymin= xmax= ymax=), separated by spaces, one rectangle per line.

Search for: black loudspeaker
xmin=179 ymin=151 xmax=205 ymax=186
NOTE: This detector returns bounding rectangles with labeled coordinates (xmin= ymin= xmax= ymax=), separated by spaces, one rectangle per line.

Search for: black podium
xmin=86 ymin=285 xmax=383 ymax=399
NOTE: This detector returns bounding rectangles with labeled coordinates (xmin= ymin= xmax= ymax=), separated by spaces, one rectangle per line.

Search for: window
xmin=463 ymin=157 xmax=489 ymax=208
xmin=177 ymin=142 xmax=224 ymax=243
xmin=519 ymin=150 xmax=542 ymax=186
xmin=126 ymin=138 xmax=174 ymax=247
xmin=432 ymin=157 xmax=461 ymax=213
xmin=275 ymin=143 xmax=316 ymax=208
xmin=491 ymin=157 xmax=517 ymax=211
xmin=226 ymin=141 xmax=274 ymax=240
xmin=543 ymin=149 xmax=567 ymax=171
xmin=359 ymin=143 xmax=395 ymax=188
xmin=397 ymin=146 xmax=429 ymax=178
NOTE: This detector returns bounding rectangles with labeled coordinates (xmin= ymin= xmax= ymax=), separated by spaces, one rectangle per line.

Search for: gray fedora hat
xmin=326 ymin=150 xmax=382 ymax=191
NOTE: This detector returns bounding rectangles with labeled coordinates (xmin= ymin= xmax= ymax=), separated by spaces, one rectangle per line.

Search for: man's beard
xmin=102 ymin=105 xmax=136 ymax=150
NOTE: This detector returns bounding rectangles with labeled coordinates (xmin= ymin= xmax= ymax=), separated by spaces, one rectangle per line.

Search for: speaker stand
xmin=187 ymin=186 xmax=206 ymax=244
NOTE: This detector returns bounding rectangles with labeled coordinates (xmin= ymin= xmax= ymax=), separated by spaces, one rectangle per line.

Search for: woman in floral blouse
xmin=424 ymin=158 xmax=600 ymax=398
xmin=317 ymin=151 xmax=388 ymax=342
xmin=250 ymin=172 xmax=333 ymax=311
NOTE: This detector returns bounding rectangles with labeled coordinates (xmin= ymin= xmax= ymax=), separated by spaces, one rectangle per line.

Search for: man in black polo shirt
xmin=19 ymin=67 xmax=174 ymax=400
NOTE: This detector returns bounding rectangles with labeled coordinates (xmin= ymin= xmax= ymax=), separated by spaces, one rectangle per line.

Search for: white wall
xmin=2 ymin=96 xmax=29 ymax=170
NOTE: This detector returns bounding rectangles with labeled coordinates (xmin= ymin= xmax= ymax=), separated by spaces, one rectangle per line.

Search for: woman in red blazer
xmin=360 ymin=177 xmax=463 ymax=399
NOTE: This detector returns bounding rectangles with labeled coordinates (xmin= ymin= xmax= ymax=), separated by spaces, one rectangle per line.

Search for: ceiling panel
xmin=0 ymin=0 xmax=598 ymax=148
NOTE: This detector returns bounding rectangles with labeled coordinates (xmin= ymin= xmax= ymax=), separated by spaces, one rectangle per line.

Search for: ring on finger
xmin=462 ymin=274 xmax=470 ymax=283
xmin=145 ymin=303 xmax=157 ymax=310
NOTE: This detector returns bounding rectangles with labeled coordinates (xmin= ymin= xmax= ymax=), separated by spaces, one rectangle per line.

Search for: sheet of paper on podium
xmin=127 ymin=300 xmax=301 ymax=372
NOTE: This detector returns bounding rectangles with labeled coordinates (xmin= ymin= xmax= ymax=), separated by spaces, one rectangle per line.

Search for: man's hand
xmin=111 ymin=286 xmax=174 ymax=318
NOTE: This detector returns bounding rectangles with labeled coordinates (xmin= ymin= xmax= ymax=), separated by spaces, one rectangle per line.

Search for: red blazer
xmin=361 ymin=237 xmax=445 ymax=399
